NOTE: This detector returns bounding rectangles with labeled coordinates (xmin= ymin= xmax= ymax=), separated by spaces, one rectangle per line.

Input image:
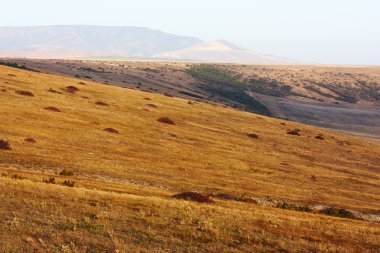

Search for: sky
xmin=1 ymin=0 xmax=380 ymax=65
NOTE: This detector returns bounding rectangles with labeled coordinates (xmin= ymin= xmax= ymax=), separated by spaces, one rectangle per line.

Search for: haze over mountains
xmin=0 ymin=25 xmax=293 ymax=63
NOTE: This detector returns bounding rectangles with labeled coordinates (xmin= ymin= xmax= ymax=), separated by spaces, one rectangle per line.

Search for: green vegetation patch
xmin=187 ymin=65 xmax=272 ymax=116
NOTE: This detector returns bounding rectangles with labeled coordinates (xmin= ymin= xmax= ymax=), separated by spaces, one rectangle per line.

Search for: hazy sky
xmin=2 ymin=0 xmax=380 ymax=65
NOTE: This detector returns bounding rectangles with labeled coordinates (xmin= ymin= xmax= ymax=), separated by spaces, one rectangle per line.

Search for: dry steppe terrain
xmin=0 ymin=65 xmax=380 ymax=252
xmin=3 ymin=59 xmax=380 ymax=140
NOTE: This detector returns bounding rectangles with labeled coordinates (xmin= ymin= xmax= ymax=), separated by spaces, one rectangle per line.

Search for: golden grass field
xmin=0 ymin=65 xmax=380 ymax=252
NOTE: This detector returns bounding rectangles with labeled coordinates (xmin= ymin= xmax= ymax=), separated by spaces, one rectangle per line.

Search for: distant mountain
xmin=0 ymin=25 xmax=201 ymax=57
xmin=154 ymin=40 xmax=295 ymax=64
xmin=0 ymin=25 xmax=293 ymax=63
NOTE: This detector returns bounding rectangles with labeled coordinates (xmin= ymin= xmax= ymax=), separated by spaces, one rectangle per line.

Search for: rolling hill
xmin=154 ymin=40 xmax=295 ymax=63
xmin=2 ymin=58 xmax=380 ymax=140
xmin=0 ymin=65 xmax=379 ymax=252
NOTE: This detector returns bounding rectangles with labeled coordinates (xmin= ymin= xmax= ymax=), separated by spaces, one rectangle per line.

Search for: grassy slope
xmin=0 ymin=66 xmax=379 ymax=252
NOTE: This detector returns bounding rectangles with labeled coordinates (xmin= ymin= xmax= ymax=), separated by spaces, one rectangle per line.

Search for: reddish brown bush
xmin=65 ymin=86 xmax=79 ymax=93
xmin=143 ymin=97 xmax=151 ymax=100
xmin=24 ymin=138 xmax=36 ymax=143
xmin=78 ymin=82 xmax=86 ymax=85
xmin=164 ymin=93 xmax=173 ymax=97
xmin=16 ymin=90 xmax=34 ymax=97
xmin=103 ymin=128 xmax=119 ymax=134
xmin=1 ymin=89 xmax=7 ymax=93
xmin=247 ymin=133 xmax=259 ymax=139
xmin=287 ymin=129 xmax=300 ymax=136
xmin=188 ymin=101 xmax=194 ymax=105
xmin=95 ymin=101 xmax=109 ymax=106
xmin=81 ymin=96 xmax=89 ymax=99
xmin=8 ymin=74 xmax=17 ymax=77
xmin=157 ymin=117 xmax=175 ymax=125
xmin=44 ymin=106 xmax=61 ymax=112
xmin=145 ymin=104 xmax=158 ymax=108
xmin=315 ymin=135 xmax=324 ymax=140
xmin=0 ymin=140 xmax=11 ymax=150
xmin=172 ymin=192 xmax=214 ymax=204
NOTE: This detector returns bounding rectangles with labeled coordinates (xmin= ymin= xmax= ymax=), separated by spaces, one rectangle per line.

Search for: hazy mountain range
xmin=0 ymin=25 xmax=294 ymax=63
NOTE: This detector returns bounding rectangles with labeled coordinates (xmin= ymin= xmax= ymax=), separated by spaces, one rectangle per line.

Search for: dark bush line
xmin=172 ymin=192 xmax=214 ymax=204
xmin=0 ymin=61 xmax=38 ymax=72
xmin=320 ymin=208 xmax=355 ymax=219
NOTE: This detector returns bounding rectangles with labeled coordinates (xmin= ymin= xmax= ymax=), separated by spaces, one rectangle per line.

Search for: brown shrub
xmin=62 ymin=180 xmax=75 ymax=187
xmin=95 ymin=101 xmax=109 ymax=106
xmin=1 ymin=89 xmax=7 ymax=93
xmin=78 ymin=82 xmax=86 ymax=85
xmin=315 ymin=135 xmax=324 ymax=140
xmin=157 ymin=117 xmax=175 ymax=125
xmin=0 ymin=140 xmax=11 ymax=150
xmin=16 ymin=90 xmax=34 ymax=97
xmin=8 ymin=74 xmax=17 ymax=77
xmin=48 ymin=88 xmax=62 ymax=94
xmin=287 ymin=129 xmax=300 ymax=136
xmin=65 ymin=86 xmax=79 ymax=93
xmin=43 ymin=177 xmax=56 ymax=184
xmin=145 ymin=104 xmax=158 ymax=108
xmin=103 ymin=128 xmax=119 ymax=134
xmin=143 ymin=97 xmax=151 ymax=100
xmin=188 ymin=101 xmax=194 ymax=105
xmin=44 ymin=106 xmax=61 ymax=112
xmin=172 ymin=192 xmax=214 ymax=204
xmin=211 ymin=193 xmax=237 ymax=201
xmin=59 ymin=169 xmax=74 ymax=176
xmin=24 ymin=138 xmax=36 ymax=143
xmin=247 ymin=133 xmax=259 ymax=139
xmin=164 ymin=93 xmax=173 ymax=97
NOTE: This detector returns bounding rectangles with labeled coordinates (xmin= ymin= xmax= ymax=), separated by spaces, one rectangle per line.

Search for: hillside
xmin=2 ymin=58 xmax=380 ymax=140
xmin=0 ymin=65 xmax=380 ymax=252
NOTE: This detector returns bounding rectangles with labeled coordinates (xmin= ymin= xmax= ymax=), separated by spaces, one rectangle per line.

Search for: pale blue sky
xmin=2 ymin=0 xmax=379 ymax=65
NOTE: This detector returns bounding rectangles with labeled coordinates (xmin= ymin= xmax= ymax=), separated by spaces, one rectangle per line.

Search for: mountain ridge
xmin=0 ymin=25 xmax=293 ymax=63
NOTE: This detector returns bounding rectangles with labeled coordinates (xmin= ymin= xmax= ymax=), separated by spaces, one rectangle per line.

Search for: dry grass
xmin=0 ymin=65 xmax=379 ymax=252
